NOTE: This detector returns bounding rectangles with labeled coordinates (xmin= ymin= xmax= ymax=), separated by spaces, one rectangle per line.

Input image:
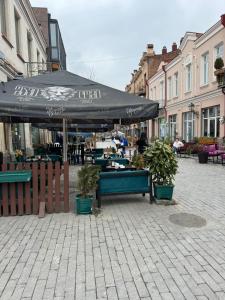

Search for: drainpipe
xmin=221 ymin=14 xmax=225 ymax=137
xmin=162 ymin=65 xmax=167 ymax=135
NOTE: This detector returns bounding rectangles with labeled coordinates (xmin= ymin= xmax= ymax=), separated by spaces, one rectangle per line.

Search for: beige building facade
xmin=125 ymin=43 xmax=180 ymax=139
xmin=148 ymin=15 xmax=225 ymax=142
xmin=0 ymin=0 xmax=50 ymax=155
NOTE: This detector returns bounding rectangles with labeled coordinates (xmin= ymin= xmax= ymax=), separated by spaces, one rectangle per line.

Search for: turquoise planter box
xmin=154 ymin=184 xmax=174 ymax=200
xmin=76 ymin=195 xmax=93 ymax=214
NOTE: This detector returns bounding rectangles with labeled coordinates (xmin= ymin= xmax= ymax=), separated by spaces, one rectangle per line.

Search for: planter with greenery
xmin=76 ymin=164 xmax=101 ymax=214
xmin=144 ymin=140 xmax=178 ymax=200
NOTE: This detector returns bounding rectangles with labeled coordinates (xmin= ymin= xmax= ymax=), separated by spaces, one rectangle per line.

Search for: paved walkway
xmin=1 ymin=158 xmax=225 ymax=299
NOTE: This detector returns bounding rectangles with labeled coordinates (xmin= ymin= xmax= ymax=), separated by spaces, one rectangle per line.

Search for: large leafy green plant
xmin=144 ymin=140 xmax=178 ymax=185
xmin=77 ymin=164 xmax=101 ymax=197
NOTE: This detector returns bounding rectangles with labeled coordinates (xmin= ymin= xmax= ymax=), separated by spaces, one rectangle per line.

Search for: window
xmin=201 ymin=52 xmax=209 ymax=85
xmin=183 ymin=112 xmax=194 ymax=142
xmin=169 ymin=115 xmax=177 ymax=141
xmin=168 ymin=77 xmax=172 ymax=99
xmin=158 ymin=118 xmax=166 ymax=139
xmin=27 ymin=32 xmax=32 ymax=62
xmin=37 ymin=50 xmax=40 ymax=62
xmin=14 ymin=10 xmax=21 ymax=53
xmin=215 ymin=43 xmax=224 ymax=60
xmin=159 ymin=81 xmax=164 ymax=107
xmin=186 ymin=64 xmax=192 ymax=92
xmin=202 ymin=105 xmax=220 ymax=137
xmin=150 ymin=88 xmax=153 ymax=99
xmin=173 ymin=72 xmax=178 ymax=97
xmin=153 ymin=86 xmax=156 ymax=100
xmin=0 ymin=0 xmax=7 ymax=35
xmin=50 ymin=22 xmax=59 ymax=60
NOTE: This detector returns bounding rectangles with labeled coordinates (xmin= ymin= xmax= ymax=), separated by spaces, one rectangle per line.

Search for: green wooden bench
xmin=96 ymin=169 xmax=153 ymax=208
xmin=0 ymin=171 xmax=32 ymax=201
xmin=0 ymin=171 xmax=32 ymax=183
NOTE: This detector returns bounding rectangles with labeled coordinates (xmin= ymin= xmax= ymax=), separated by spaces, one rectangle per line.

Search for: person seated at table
xmin=173 ymin=138 xmax=184 ymax=154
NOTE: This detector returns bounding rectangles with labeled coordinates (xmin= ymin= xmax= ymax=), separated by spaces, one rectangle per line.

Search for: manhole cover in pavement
xmin=169 ymin=213 xmax=207 ymax=228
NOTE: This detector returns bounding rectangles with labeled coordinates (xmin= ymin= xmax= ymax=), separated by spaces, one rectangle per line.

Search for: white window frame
xmin=173 ymin=72 xmax=178 ymax=97
xmin=159 ymin=80 xmax=164 ymax=107
xmin=202 ymin=105 xmax=220 ymax=137
xmin=213 ymin=42 xmax=224 ymax=80
xmin=14 ymin=9 xmax=21 ymax=54
xmin=183 ymin=112 xmax=195 ymax=142
xmin=168 ymin=77 xmax=172 ymax=99
xmin=0 ymin=0 xmax=7 ymax=36
xmin=201 ymin=52 xmax=209 ymax=86
xmin=185 ymin=64 xmax=192 ymax=92
xmin=153 ymin=86 xmax=156 ymax=100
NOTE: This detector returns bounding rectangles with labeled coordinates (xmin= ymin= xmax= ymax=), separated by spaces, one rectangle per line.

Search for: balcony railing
xmin=25 ymin=62 xmax=62 ymax=77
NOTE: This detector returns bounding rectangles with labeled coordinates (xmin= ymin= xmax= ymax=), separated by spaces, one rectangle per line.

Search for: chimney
xmin=162 ymin=46 xmax=167 ymax=55
xmin=221 ymin=14 xmax=225 ymax=27
xmin=147 ymin=43 xmax=154 ymax=55
xmin=172 ymin=42 xmax=177 ymax=52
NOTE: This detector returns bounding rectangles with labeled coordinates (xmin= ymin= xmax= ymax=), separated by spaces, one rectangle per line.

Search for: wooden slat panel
xmin=63 ymin=162 xmax=69 ymax=212
xmin=17 ymin=163 xmax=23 ymax=215
xmin=47 ymin=162 xmax=53 ymax=213
xmin=55 ymin=162 xmax=61 ymax=213
xmin=9 ymin=163 xmax=16 ymax=216
xmin=25 ymin=163 xmax=31 ymax=214
xmin=1 ymin=163 xmax=8 ymax=216
xmin=32 ymin=163 xmax=38 ymax=214
xmin=40 ymin=162 xmax=46 ymax=204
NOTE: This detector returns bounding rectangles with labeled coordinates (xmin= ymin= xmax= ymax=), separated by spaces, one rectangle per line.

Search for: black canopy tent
xmin=32 ymin=123 xmax=114 ymax=132
xmin=0 ymin=70 xmax=159 ymax=160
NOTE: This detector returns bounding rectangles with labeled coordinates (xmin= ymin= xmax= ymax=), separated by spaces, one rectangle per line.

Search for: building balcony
xmin=25 ymin=61 xmax=62 ymax=77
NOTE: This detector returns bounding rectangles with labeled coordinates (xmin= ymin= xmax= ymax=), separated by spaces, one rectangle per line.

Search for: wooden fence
xmin=0 ymin=161 xmax=69 ymax=217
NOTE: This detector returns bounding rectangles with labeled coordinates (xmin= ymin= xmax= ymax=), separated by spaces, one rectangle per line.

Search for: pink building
xmin=148 ymin=14 xmax=225 ymax=142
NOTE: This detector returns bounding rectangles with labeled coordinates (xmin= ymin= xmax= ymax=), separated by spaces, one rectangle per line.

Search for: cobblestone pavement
xmin=1 ymin=158 xmax=225 ymax=299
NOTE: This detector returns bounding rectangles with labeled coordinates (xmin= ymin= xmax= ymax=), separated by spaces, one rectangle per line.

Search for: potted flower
xmin=76 ymin=164 xmax=101 ymax=214
xmin=144 ymin=140 xmax=178 ymax=200
xmin=15 ymin=149 xmax=23 ymax=162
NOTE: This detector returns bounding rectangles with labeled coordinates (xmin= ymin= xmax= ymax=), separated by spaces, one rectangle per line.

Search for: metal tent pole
xmin=63 ymin=118 xmax=67 ymax=162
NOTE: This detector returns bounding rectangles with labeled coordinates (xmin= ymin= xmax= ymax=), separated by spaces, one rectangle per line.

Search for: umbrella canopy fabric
xmin=33 ymin=123 xmax=114 ymax=132
xmin=0 ymin=70 xmax=158 ymax=124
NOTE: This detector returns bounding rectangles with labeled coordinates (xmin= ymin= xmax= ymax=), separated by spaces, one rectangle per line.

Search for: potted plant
xmin=144 ymin=140 xmax=178 ymax=200
xmin=197 ymin=144 xmax=209 ymax=164
xmin=76 ymin=164 xmax=101 ymax=214
xmin=131 ymin=153 xmax=145 ymax=169
xmin=214 ymin=57 xmax=225 ymax=86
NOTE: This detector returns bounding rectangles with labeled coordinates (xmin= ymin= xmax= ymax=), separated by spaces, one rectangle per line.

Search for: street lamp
xmin=188 ymin=102 xmax=199 ymax=117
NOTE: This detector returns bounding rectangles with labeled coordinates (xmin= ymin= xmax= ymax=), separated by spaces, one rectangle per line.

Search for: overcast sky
xmin=30 ymin=0 xmax=224 ymax=90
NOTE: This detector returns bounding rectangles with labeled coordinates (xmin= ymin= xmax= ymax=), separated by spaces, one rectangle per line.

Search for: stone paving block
xmin=22 ymin=277 xmax=37 ymax=298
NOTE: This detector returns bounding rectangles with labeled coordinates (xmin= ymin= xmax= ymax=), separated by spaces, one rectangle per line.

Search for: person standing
xmin=136 ymin=132 xmax=148 ymax=154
